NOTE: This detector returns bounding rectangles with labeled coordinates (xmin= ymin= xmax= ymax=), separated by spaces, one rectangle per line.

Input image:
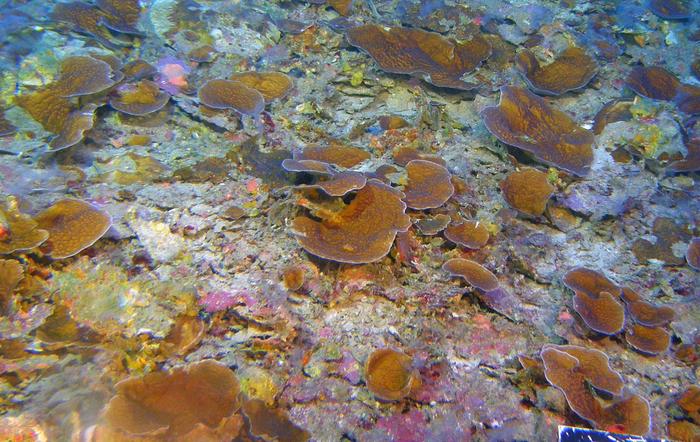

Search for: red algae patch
xmin=365 ymin=348 xmax=420 ymax=401
xmin=516 ymin=47 xmax=597 ymax=96
xmin=99 ymin=360 xmax=242 ymax=440
xmin=687 ymin=237 xmax=700 ymax=270
xmin=443 ymin=258 xmax=499 ymax=292
xmin=34 ymin=199 xmax=112 ymax=259
xmin=481 ymin=86 xmax=594 ymax=176
xmin=541 ymin=345 xmax=650 ymax=436
xmin=109 ymin=80 xmax=170 ymax=116
xmin=242 ymin=398 xmax=310 ymax=442
xmin=572 ymin=291 xmax=625 ymax=335
xmin=625 ymin=323 xmax=671 ymax=355
xmin=402 ymin=160 xmax=454 ymax=210
xmin=499 ymin=168 xmax=555 ymax=217
xmin=198 ymin=79 xmax=265 ymax=116
xmin=230 ymin=71 xmax=294 ymax=102
xmin=443 ymin=220 xmax=489 ymax=249
xmin=347 ymin=24 xmax=491 ymax=90
xmin=0 ymin=201 xmax=49 ymax=255
xmin=292 ymin=180 xmax=411 ymax=263
xmin=297 ymin=142 xmax=371 ymax=168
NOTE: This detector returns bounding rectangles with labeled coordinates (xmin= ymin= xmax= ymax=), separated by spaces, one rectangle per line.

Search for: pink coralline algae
xmin=155 ymin=57 xmax=191 ymax=95
xmin=198 ymin=289 xmax=257 ymax=313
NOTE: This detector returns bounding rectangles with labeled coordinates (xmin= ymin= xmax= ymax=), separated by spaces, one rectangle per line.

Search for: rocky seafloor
xmin=0 ymin=0 xmax=699 ymax=440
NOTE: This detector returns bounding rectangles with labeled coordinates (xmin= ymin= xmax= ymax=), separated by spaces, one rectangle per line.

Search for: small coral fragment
xmin=443 ymin=258 xmax=499 ymax=292
xmin=241 ymin=398 xmax=310 ymax=442
xmin=443 ymin=220 xmax=489 ymax=250
xmin=625 ymin=323 xmax=671 ymax=355
xmin=296 ymin=142 xmax=370 ymax=168
xmin=687 ymin=237 xmax=700 ymax=270
xmin=632 ymin=217 xmax=691 ymax=266
xmin=0 ymin=200 xmax=49 ymax=255
xmin=0 ymin=109 xmax=16 ymax=136
xmin=499 ymin=168 xmax=555 ymax=217
xmin=414 ymin=214 xmax=451 ymax=235
xmin=230 ymin=72 xmax=294 ymax=102
xmin=0 ymin=259 xmax=23 ymax=314
xmin=516 ymin=47 xmax=597 ymax=96
xmin=347 ymin=24 xmax=491 ymax=90
xmin=592 ymin=100 xmax=633 ymax=135
xmin=379 ymin=115 xmax=409 ymax=130
xmin=365 ymin=348 xmax=420 ymax=401
xmin=122 ymin=59 xmax=157 ymax=81
xmin=109 ymin=80 xmax=170 ymax=116
xmin=281 ymin=158 xmax=334 ymax=175
xmin=402 ymin=160 xmax=454 ymax=210
xmin=327 ymin=0 xmax=353 ymax=16
xmin=481 ymin=86 xmax=594 ymax=176
xmin=282 ymin=266 xmax=305 ymax=290
xmin=188 ymin=45 xmax=217 ymax=63
xmin=292 ymin=180 xmax=411 ymax=263
xmin=572 ymin=291 xmax=625 ymax=335
xmin=198 ymin=79 xmax=265 ymax=115
xmin=299 ymin=171 xmax=368 ymax=196
xmin=678 ymin=386 xmax=700 ymax=418
xmin=48 ymin=103 xmax=99 ymax=151
xmin=100 ymin=360 xmax=242 ymax=440
xmin=34 ymin=199 xmax=112 ymax=259
xmin=393 ymin=147 xmax=446 ymax=167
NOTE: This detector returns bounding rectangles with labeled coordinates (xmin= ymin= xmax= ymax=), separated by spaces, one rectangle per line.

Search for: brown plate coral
xmin=402 ymin=160 xmax=454 ymax=210
xmin=365 ymin=348 xmax=420 ymax=401
xmin=443 ymin=258 xmax=499 ymax=292
xmin=291 ymin=179 xmax=411 ymax=263
xmin=499 ymin=168 xmax=555 ymax=217
xmin=34 ymin=199 xmax=112 ymax=259
xmin=516 ymin=47 xmax=598 ymax=96
xmin=443 ymin=220 xmax=490 ymax=250
xmin=229 ymin=71 xmax=294 ymax=102
xmin=198 ymin=79 xmax=265 ymax=116
xmin=347 ymin=24 xmax=491 ymax=90
xmin=541 ymin=345 xmax=650 ymax=435
xmin=481 ymin=86 xmax=594 ymax=176
xmin=109 ymin=80 xmax=170 ymax=116
xmin=98 ymin=360 xmax=242 ymax=440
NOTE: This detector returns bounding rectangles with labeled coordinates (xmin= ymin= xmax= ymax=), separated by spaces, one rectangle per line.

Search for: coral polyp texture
xmin=0 ymin=0 xmax=698 ymax=439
